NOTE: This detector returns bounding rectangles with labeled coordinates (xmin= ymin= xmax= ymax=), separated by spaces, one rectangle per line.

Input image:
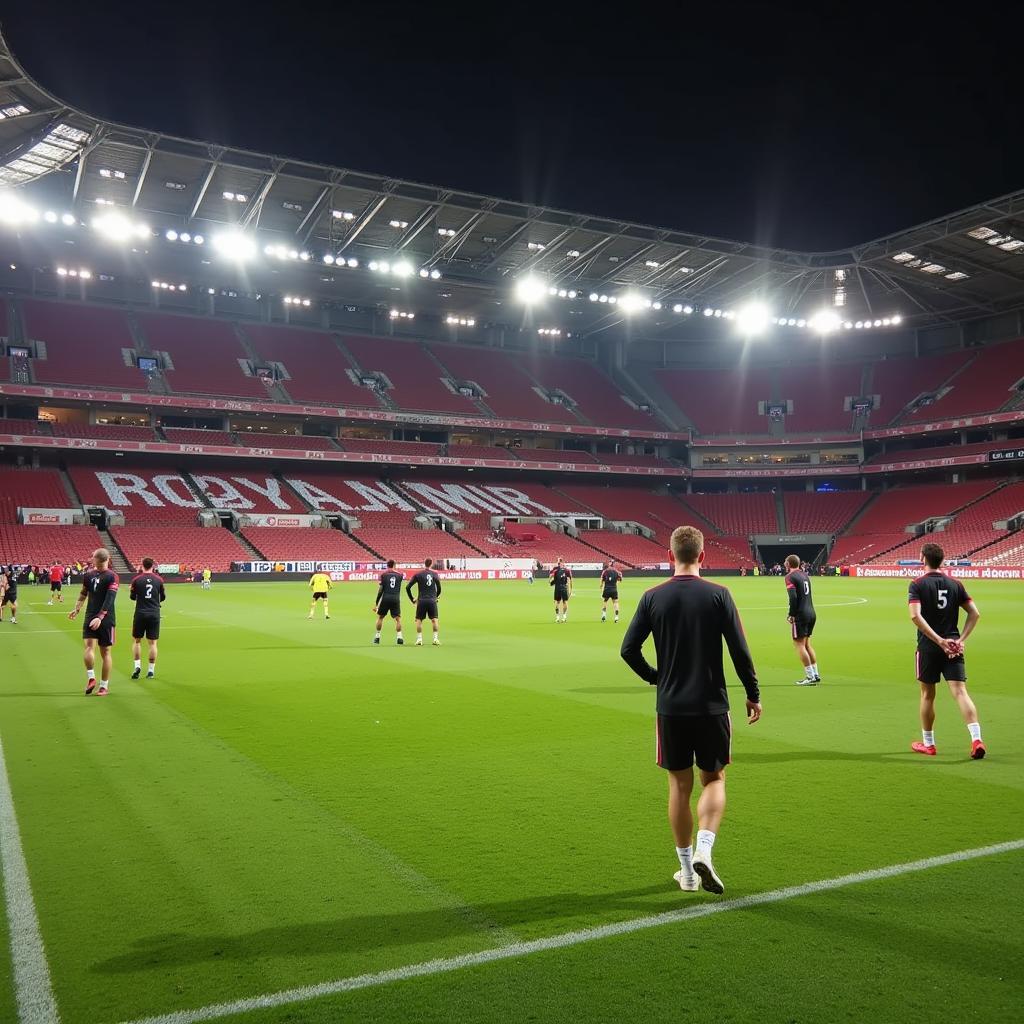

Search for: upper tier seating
xmin=427 ymin=342 xmax=577 ymax=423
xmin=338 ymin=438 xmax=443 ymax=457
xmin=241 ymin=527 xmax=372 ymax=562
xmin=49 ymin=422 xmax=157 ymax=441
xmin=780 ymin=361 xmax=863 ymax=433
xmin=0 ymin=468 xmax=72 ymax=521
xmin=555 ymin=485 xmax=694 ymax=544
xmin=864 ymin=440 xmax=1017 ymax=465
xmin=342 ymin=335 xmax=479 ymax=415
xmin=594 ymin=451 xmax=669 ymax=467
xmin=523 ymin=352 xmax=659 ymax=429
xmin=0 ymin=298 xmax=8 ymax=382
xmin=784 ymin=492 xmax=872 ymax=535
xmin=110 ymin=526 xmax=249 ymax=573
xmin=868 ymin=351 xmax=972 ymax=425
xmin=0 ymin=417 xmax=49 ymax=435
xmin=136 ymin=311 xmax=267 ymax=398
xmin=233 ymin=433 xmax=338 ymax=450
xmin=23 ymin=299 xmax=147 ymax=390
xmin=241 ymin=324 xmax=380 ymax=405
xmin=655 ymin=365 xmax=770 ymax=436
xmin=69 ymin=466 xmax=205 ymax=524
xmin=905 ymin=338 xmax=1024 ymax=421
xmin=0 ymin=524 xmax=103 ymax=567
xmin=446 ymin=444 xmax=518 ymax=461
xmin=512 ymin=447 xmax=598 ymax=465
xmin=680 ymin=493 xmax=778 ymax=535
xmin=162 ymin=428 xmax=239 ymax=446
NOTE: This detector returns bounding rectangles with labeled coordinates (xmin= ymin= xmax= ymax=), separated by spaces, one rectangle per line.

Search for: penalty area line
xmin=117 ymin=838 xmax=1024 ymax=1024
xmin=0 ymin=732 xmax=61 ymax=1024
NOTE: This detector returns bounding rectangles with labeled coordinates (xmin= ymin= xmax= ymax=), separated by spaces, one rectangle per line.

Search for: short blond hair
xmin=670 ymin=525 xmax=704 ymax=564
xmin=93 ymin=547 xmax=110 ymax=564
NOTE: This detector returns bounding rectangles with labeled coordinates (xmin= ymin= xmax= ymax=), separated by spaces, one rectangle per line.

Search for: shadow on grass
xmin=92 ymin=883 xmax=679 ymax=975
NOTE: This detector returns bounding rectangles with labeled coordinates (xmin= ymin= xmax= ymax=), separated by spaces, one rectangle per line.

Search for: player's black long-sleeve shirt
xmin=620 ymin=574 xmax=759 ymax=716
xmin=406 ymin=569 xmax=441 ymax=602
xmin=130 ymin=572 xmax=166 ymax=615
xmin=784 ymin=569 xmax=814 ymax=617
xmin=908 ymin=571 xmax=971 ymax=648
xmin=376 ymin=570 xmax=404 ymax=604
xmin=81 ymin=568 xmax=119 ymax=624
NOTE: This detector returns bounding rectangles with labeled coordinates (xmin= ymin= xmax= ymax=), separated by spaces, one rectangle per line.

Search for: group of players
xmin=0 ymin=562 xmax=70 ymax=623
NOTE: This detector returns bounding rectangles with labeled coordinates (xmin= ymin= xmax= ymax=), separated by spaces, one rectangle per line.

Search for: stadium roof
xmin=1 ymin=29 xmax=1023 ymax=335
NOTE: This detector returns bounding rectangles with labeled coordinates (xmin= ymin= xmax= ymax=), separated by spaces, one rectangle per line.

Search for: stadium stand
xmin=864 ymin=440 xmax=1017 ymax=465
xmin=162 ymin=428 xmax=239 ymax=446
xmin=0 ymin=417 xmax=48 ymax=435
xmin=554 ymin=484 xmax=693 ymax=544
xmin=780 ymin=361 xmax=863 ymax=433
xmin=240 ymin=526 xmax=372 ymax=562
xmin=338 ymin=438 xmax=443 ymax=457
xmin=523 ymin=352 xmax=659 ymax=429
xmin=136 ymin=311 xmax=267 ymax=398
xmin=233 ymin=433 xmax=339 ymax=450
xmin=0 ymin=467 xmax=73 ymax=519
xmin=22 ymin=299 xmax=147 ymax=390
xmin=784 ymin=492 xmax=872 ymax=535
xmin=188 ymin=471 xmax=305 ymax=512
xmin=341 ymin=335 xmax=479 ymax=415
xmin=655 ymin=365 xmax=770 ymax=436
xmin=594 ymin=451 xmax=669 ymax=467
xmin=704 ymin=535 xmax=756 ymax=570
xmin=904 ymin=338 xmax=1024 ymax=421
xmin=0 ymin=524 xmax=104 ymax=568
xmin=49 ymin=422 xmax=157 ymax=441
xmin=111 ymin=526 xmax=250 ymax=573
xmin=868 ymin=351 xmax=973 ymax=425
xmin=0 ymin=298 xmax=8 ymax=382
xmin=241 ymin=324 xmax=381 ymax=406
xmin=511 ymin=447 xmax=598 ymax=465
xmin=427 ymin=342 xmax=577 ymax=423
xmin=446 ymin=444 xmax=518 ymax=461
xmin=680 ymin=492 xmax=778 ymax=534
xmin=577 ymin=530 xmax=667 ymax=566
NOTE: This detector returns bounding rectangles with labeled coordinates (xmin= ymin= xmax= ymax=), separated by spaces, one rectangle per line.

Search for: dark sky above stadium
xmin=4 ymin=4 xmax=1019 ymax=252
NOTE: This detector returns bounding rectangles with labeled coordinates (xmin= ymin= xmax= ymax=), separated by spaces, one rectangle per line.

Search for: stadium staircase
xmin=232 ymin=324 xmax=292 ymax=404
xmin=125 ymin=311 xmax=170 ymax=395
xmin=611 ymin=365 xmax=681 ymax=432
xmin=334 ymin=336 xmax=400 ymax=411
xmin=895 ymin=352 xmax=978 ymax=424
xmin=774 ymin=492 xmax=787 ymax=532
xmin=58 ymin=466 xmax=84 ymax=507
xmin=98 ymin=529 xmax=131 ymax=573
xmin=420 ymin=343 xmax=497 ymax=418
xmin=236 ymin=532 xmax=266 ymax=560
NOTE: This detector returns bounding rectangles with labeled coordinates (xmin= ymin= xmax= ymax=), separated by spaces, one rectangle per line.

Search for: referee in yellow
xmin=307 ymin=570 xmax=333 ymax=620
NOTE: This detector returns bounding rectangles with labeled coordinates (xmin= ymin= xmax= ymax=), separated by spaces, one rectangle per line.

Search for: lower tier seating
xmin=110 ymin=526 xmax=250 ymax=572
xmin=0 ymin=524 xmax=103 ymax=568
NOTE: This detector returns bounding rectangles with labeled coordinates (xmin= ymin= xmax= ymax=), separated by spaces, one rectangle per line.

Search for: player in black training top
xmin=600 ymin=561 xmax=623 ymax=623
xmin=130 ymin=556 xmax=166 ymax=679
xmin=373 ymin=559 xmax=405 ymax=646
xmin=549 ymin=558 xmax=573 ymax=622
xmin=0 ymin=565 xmax=17 ymax=624
xmin=784 ymin=554 xmax=820 ymax=685
xmin=908 ymin=542 xmax=985 ymax=760
xmin=621 ymin=525 xmax=761 ymax=896
xmin=69 ymin=547 xmax=119 ymax=696
xmin=406 ymin=557 xmax=441 ymax=646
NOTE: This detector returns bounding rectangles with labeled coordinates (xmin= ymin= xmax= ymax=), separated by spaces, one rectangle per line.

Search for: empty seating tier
xmin=162 ymin=428 xmax=239 ymax=446
xmin=110 ymin=526 xmax=250 ymax=573
xmin=656 ymin=366 xmax=770 ymax=436
xmin=784 ymin=492 xmax=872 ymax=535
xmin=780 ymin=361 xmax=863 ymax=434
xmin=69 ymin=466 xmax=205 ymax=524
xmin=234 ymin=433 xmax=338 ymax=450
xmin=0 ymin=524 xmax=103 ymax=567
xmin=241 ymin=527 xmax=372 ymax=562
xmin=338 ymin=438 xmax=443 ymax=457
xmin=680 ymin=493 xmax=778 ymax=535
xmin=50 ymin=423 xmax=157 ymax=441
xmin=0 ymin=468 xmax=73 ymax=520
xmin=869 ymin=351 xmax=972 ymax=425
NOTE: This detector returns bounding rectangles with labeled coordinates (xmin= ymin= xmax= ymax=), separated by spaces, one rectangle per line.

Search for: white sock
xmin=696 ymin=829 xmax=716 ymax=856
xmin=433 ymin=631 xmax=439 ymax=641
xmin=811 ymin=663 xmax=819 ymax=676
xmin=923 ymin=730 xmax=935 ymax=746
xmin=87 ymin=669 xmax=95 ymax=681
xmin=374 ymin=631 xmax=381 ymax=639
xmin=397 ymin=631 xmax=403 ymax=640
xmin=134 ymin=659 xmax=141 ymax=670
xmin=968 ymin=722 xmax=982 ymax=742
xmin=676 ymin=845 xmax=694 ymax=873
xmin=805 ymin=665 xmax=815 ymax=679
xmin=149 ymin=662 xmax=156 ymax=675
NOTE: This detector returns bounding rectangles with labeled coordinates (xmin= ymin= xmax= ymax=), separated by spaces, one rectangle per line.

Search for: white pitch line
xmin=116 ymin=838 xmax=1023 ymax=1024
xmin=0 ymin=733 xmax=61 ymax=1024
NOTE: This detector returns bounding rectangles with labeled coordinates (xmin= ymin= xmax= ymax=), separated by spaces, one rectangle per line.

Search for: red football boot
xmin=911 ymin=741 xmax=937 ymax=756
xmin=970 ymin=739 xmax=986 ymax=760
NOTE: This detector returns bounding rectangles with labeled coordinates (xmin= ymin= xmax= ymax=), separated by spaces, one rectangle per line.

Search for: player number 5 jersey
xmin=908 ymin=571 xmax=970 ymax=646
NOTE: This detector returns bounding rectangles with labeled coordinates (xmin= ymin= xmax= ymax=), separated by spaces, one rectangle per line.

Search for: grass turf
xmin=0 ymin=577 xmax=1021 ymax=1023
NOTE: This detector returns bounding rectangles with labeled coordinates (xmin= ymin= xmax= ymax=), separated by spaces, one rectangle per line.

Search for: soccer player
xmin=69 ymin=548 xmax=119 ymax=696
xmin=908 ymin=542 xmax=985 ymax=759
xmin=308 ymin=569 xmax=333 ymax=620
xmin=784 ymin=553 xmax=819 ymax=685
xmin=600 ymin=561 xmax=623 ymax=622
xmin=47 ymin=563 xmax=65 ymax=604
xmin=130 ymin=557 xmax=165 ymax=678
xmin=549 ymin=557 xmax=572 ymax=622
xmin=201 ymin=567 xmax=212 ymax=590
xmin=620 ymin=525 xmax=762 ymax=895
xmin=406 ymin=558 xmax=441 ymax=646
xmin=373 ymin=559 xmax=405 ymax=644
xmin=0 ymin=565 xmax=16 ymax=623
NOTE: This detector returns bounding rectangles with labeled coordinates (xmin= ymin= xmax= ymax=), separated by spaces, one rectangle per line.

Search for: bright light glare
xmin=617 ymin=292 xmax=647 ymax=314
xmin=809 ymin=309 xmax=842 ymax=334
xmin=0 ymin=193 xmax=39 ymax=226
xmin=212 ymin=230 xmax=257 ymax=262
xmin=514 ymin=276 xmax=547 ymax=304
xmin=92 ymin=211 xmax=148 ymax=241
xmin=735 ymin=302 xmax=771 ymax=336
xmin=392 ymin=259 xmax=414 ymax=278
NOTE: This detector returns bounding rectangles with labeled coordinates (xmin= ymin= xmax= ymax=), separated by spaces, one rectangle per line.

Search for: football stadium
xmin=0 ymin=21 xmax=1022 ymax=1024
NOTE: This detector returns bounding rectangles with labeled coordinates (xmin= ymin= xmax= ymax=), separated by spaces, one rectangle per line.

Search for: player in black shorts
xmin=0 ymin=565 xmax=17 ymax=624
xmin=373 ymin=559 xmax=405 ymax=645
xmin=784 ymin=554 xmax=819 ymax=685
xmin=130 ymin=556 xmax=166 ymax=679
xmin=406 ymin=557 xmax=441 ymax=646
xmin=908 ymin=542 xmax=985 ymax=759
xmin=621 ymin=525 xmax=761 ymax=895
xmin=600 ymin=561 xmax=623 ymax=623
xmin=69 ymin=547 xmax=119 ymax=696
xmin=549 ymin=558 xmax=573 ymax=622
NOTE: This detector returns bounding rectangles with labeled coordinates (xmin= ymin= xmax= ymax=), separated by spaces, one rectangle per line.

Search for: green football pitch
xmin=0 ymin=577 xmax=1021 ymax=1024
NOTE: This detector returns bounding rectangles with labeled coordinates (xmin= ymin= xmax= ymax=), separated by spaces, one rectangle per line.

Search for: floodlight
xmin=598 ymin=294 xmax=608 ymax=303
xmin=44 ymin=210 xmax=58 ymax=223
xmin=323 ymin=254 xmax=335 ymax=265
xmin=703 ymin=308 xmax=714 ymax=317
xmin=392 ymin=259 xmax=414 ymax=277
xmin=165 ymin=229 xmax=179 ymax=241
xmin=180 ymin=232 xmax=192 ymax=243
xmin=61 ymin=213 xmax=76 ymax=226
xmin=652 ymin=302 xmax=662 ymax=311
xmin=617 ymin=292 xmax=646 ymax=313
xmin=348 ymin=258 xmax=359 ymax=269
xmin=430 ymin=269 xmax=441 ymax=279
xmin=0 ymin=192 xmax=39 ymax=226
xmin=419 ymin=268 xmax=429 ymax=278
xmin=193 ymin=234 xmax=204 ymax=245
xmin=211 ymin=230 xmax=256 ymax=262
xmin=514 ymin=276 xmax=547 ymax=304
xmin=736 ymin=302 xmax=771 ymax=336
xmin=891 ymin=315 xmax=902 ymax=325
xmin=683 ymin=305 xmax=693 ymax=315
xmin=590 ymin=293 xmax=599 ymax=302
xmin=808 ymin=310 xmax=842 ymax=334
xmin=673 ymin=303 xmax=683 ymax=313
xmin=92 ymin=211 xmax=148 ymax=241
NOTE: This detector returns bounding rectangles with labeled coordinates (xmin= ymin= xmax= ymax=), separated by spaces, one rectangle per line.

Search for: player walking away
xmin=69 ymin=548 xmax=119 ymax=696
xmin=201 ymin=567 xmax=212 ymax=590
xmin=620 ymin=526 xmax=762 ymax=896
xmin=0 ymin=565 xmax=16 ymax=623
xmin=373 ymin=559 xmax=405 ymax=645
xmin=784 ymin=554 xmax=819 ymax=685
xmin=908 ymin=542 xmax=985 ymax=760
xmin=549 ymin=557 xmax=572 ymax=622
xmin=47 ymin=563 xmax=65 ymax=604
xmin=130 ymin=557 xmax=165 ymax=679
xmin=600 ymin=561 xmax=623 ymax=622
xmin=406 ymin=557 xmax=441 ymax=646
xmin=308 ymin=569 xmax=333 ymax=620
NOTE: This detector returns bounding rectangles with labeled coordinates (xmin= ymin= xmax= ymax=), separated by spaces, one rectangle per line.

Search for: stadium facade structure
xmin=1 ymin=29 xmax=1024 ymax=573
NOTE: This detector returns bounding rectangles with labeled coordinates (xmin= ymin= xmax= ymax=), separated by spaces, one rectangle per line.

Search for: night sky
xmin=4 ymin=4 xmax=1018 ymax=252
